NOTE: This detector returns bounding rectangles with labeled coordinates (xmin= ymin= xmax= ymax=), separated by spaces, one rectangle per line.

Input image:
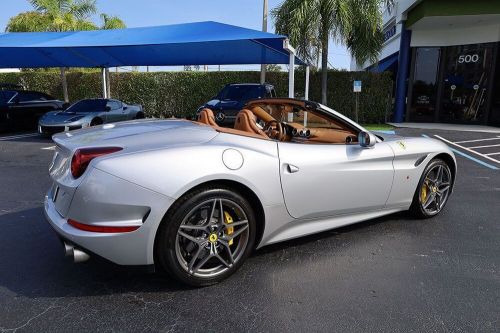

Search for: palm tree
xmin=100 ymin=13 xmax=126 ymax=30
xmin=272 ymin=0 xmax=393 ymax=105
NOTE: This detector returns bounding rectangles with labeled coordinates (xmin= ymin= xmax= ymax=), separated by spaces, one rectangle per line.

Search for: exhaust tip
xmin=73 ymin=248 xmax=90 ymax=263
xmin=64 ymin=242 xmax=74 ymax=257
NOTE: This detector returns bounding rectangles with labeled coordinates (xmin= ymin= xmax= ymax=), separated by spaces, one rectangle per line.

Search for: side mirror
xmin=358 ymin=131 xmax=377 ymax=148
xmin=105 ymin=106 xmax=111 ymax=112
xmin=123 ymin=106 xmax=128 ymax=110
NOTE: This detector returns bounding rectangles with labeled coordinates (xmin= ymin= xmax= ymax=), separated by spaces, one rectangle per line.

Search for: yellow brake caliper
xmin=420 ymin=181 xmax=428 ymax=203
xmin=224 ymin=211 xmax=234 ymax=246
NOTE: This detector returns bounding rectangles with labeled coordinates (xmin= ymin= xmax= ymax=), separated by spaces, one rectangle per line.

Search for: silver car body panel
xmin=44 ymin=104 xmax=456 ymax=266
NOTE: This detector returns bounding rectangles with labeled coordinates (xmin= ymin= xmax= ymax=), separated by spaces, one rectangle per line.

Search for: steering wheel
xmin=264 ymin=120 xmax=285 ymax=141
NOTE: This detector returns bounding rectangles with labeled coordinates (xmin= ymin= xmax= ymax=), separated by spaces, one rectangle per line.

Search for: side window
xmin=2 ymin=91 xmax=16 ymax=103
xmin=17 ymin=92 xmax=44 ymax=102
xmin=106 ymin=100 xmax=121 ymax=110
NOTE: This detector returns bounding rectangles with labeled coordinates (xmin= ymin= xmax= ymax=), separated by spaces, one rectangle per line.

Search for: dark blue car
xmin=197 ymin=83 xmax=276 ymax=126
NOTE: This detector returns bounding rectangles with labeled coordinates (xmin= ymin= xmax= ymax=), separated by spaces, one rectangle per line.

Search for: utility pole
xmin=260 ymin=0 xmax=268 ymax=84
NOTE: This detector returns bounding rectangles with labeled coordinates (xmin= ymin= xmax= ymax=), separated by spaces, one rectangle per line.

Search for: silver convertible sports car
xmin=38 ymin=98 xmax=144 ymax=136
xmin=44 ymin=98 xmax=456 ymax=286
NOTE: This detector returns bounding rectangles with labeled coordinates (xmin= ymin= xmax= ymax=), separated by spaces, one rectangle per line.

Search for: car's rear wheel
xmin=156 ymin=186 xmax=256 ymax=287
xmin=410 ymin=159 xmax=453 ymax=218
xmin=134 ymin=112 xmax=144 ymax=119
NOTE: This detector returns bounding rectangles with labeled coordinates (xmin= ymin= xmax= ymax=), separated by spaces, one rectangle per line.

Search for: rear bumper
xmin=44 ymin=168 xmax=175 ymax=266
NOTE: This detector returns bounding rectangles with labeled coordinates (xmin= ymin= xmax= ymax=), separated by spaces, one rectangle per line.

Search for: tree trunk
xmin=321 ymin=35 xmax=329 ymax=105
xmin=60 ymin=67 xmax=69 ymax=103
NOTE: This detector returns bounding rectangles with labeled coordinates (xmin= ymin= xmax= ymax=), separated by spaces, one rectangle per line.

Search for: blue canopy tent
xmin=0 ymin=21 xmax=308 ymax=99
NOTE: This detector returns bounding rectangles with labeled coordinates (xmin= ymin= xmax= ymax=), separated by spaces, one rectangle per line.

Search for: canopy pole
xmin=284 ymin=39 xmax=296 ymax=122
xmin=304 ymin=65 xmax=310 ymax=100
xmin=304 ymin=65 xmax=310 ymax=127
xmin=288 ymin=51 xmax=295 ymax=99
xmin=101 ymin=68 xmax=108 ymax=99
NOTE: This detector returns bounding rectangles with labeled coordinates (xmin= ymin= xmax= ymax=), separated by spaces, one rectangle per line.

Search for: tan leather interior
xmin=234 ymin=109 xmax=268 ymax=138
xmin=306 ymin=129 xmax=357 ymax=144
xmin=249 ymin=105 xmax=274 ymax=123
xmin=197 ymin=108 xmax=218 ymax=127
xmin=216 ymin=127 xmax=270 ymax=140
xmin=198 ymin=100 xmax=358 ymax=144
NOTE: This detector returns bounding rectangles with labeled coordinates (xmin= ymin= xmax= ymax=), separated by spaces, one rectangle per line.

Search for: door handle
xmin=286 ymin=164 xmax=300 ymax=173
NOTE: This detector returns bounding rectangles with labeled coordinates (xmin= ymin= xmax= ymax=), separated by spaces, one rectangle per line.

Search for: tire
xmin=134 ymin=112 xmax=145 ymax=119
xmin=156 ymin=186 xmax=256 ymax=287
xmin=90 ymin=118 xmax=103 ymax=126
xmin=410 ymin=158 xmax=453 ymax=219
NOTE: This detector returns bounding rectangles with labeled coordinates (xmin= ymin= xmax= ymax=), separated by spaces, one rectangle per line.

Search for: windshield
xmin=218 ymin=85 xmax=263 ymax=101
xmin=66 ymin=99 xmax=106 ymax=113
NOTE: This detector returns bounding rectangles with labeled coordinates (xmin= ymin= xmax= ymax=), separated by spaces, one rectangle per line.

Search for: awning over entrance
xmin=0 ymin=21 xmax=305 ymax=68
xmin=370 ymin=53 xmax=398 ymax=73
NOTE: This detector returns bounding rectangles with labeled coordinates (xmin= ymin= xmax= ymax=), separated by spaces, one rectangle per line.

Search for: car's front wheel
xmin=410 ymin=159 xmax=453 ymax=218
xmin=156 ymin=186 xmax=256 ymax=287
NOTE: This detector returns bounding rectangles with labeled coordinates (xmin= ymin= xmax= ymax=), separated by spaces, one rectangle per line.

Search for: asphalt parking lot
xmin=0 ymin=128 xmax=499 ymax=332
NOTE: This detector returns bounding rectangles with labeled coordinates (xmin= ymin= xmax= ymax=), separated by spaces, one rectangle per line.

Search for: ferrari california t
xmin=38 ymin=98 xmax=144 ymax=136
xmin=44 ymin=98 xmax=456 ymax=286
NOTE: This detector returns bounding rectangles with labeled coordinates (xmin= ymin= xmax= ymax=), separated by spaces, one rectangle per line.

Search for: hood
xmin=52 ymin=119 xmax=218 ymax=153
xmin=41 ymin=110 xmax=95 ymax=123
xmin=205 ymin=99 xmax=245 ymax=110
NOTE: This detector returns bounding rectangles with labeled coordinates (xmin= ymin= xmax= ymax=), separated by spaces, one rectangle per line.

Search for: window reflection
xmin=409 ymin=48 xmax=440 ymax=122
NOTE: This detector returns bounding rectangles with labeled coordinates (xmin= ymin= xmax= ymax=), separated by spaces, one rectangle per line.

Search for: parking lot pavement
xmin=0 ymin=128 xmax=499 ymax=332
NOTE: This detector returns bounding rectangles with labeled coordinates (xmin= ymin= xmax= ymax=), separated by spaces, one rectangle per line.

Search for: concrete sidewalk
xmin=388 ymin=122 xmax=500 ymax=133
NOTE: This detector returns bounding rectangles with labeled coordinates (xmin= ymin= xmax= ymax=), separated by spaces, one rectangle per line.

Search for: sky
xmin=0 ymin=0 xmax=352 ymax=71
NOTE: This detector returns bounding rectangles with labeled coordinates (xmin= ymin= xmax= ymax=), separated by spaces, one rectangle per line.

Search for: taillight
xmin=71 ymin=146 xmax=122 ymax=178
xmin=68 ymin=219 xmax=139 ymax=233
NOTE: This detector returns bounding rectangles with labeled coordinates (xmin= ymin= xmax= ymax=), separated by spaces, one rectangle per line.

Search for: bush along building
xmin=352 ymin=0 xmax=500 ymax=126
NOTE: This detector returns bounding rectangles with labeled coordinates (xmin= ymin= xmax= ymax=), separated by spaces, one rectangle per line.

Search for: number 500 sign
xmin=458 ymin=54 xmax=479 ymax=64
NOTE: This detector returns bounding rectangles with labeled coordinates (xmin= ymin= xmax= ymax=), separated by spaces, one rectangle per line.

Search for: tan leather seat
xmin=197 ymin=108 xmax=218 ymax=127
xmin=234 ymin=109 xmax=268 ymax=138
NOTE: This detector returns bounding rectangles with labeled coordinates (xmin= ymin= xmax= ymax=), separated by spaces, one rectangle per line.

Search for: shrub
xmin=0 ymin=70 xmax=393 ymax=123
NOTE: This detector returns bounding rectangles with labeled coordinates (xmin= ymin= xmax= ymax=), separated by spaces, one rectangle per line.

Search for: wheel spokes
xmin=222 ymin=224 xmax=248 ymax=241
xmin=176 ymin=197 xmax=249 ymax=277
xmin=422 ymin=192 xmax=436 ymax=209
xmin=178 ymin=230 xmax=203 ymax=244
xmin=188 ymin=243 xmax=206 ymax=273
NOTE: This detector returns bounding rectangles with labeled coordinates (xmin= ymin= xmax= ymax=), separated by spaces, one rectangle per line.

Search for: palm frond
xmin=100 ymin=13 xmax=126 ymax=30
xmin=272 ymin=0 xmax=320 ymax=65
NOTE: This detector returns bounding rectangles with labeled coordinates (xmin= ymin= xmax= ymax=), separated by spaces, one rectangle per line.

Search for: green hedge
xmin=0 ymin=70 xmax=393 ymax=123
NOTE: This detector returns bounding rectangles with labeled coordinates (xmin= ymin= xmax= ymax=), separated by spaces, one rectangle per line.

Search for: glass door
xmin=439 ymin=43 xmax=494 ymax=123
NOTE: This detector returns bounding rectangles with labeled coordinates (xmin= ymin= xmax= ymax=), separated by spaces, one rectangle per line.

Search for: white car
xmin=44 ymin=98 xmax=456 ymax=286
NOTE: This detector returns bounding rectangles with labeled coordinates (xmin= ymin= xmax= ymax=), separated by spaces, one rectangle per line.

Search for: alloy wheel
xmin=174 ymin=198 xmax=249 ymax=278
xmin=419 ymin=164 xmax=452 ymax=215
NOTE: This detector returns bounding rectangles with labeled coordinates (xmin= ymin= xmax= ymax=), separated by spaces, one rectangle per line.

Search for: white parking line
xmin=485 ymin=152 xmax=500 ymax=156
xmin=455 ymin=136 xmax=500 ymax=144
xmin=0 ymin=132 xmax=39 ymax=141
xmin=41 ymin=146 xmax=56 ymax=150
xmin=434 ymin=135 xmax=500 ymax=165
xmin=468 ymin=143 xmax=500 ymax=149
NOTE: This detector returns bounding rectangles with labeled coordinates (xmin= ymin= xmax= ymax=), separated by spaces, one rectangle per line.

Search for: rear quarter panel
xmin=94 ymin=133 xmax=284 ymax=207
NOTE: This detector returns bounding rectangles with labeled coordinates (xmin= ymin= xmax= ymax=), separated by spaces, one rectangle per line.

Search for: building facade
xmin=351 ymin=0 xmax=500 ymax=126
